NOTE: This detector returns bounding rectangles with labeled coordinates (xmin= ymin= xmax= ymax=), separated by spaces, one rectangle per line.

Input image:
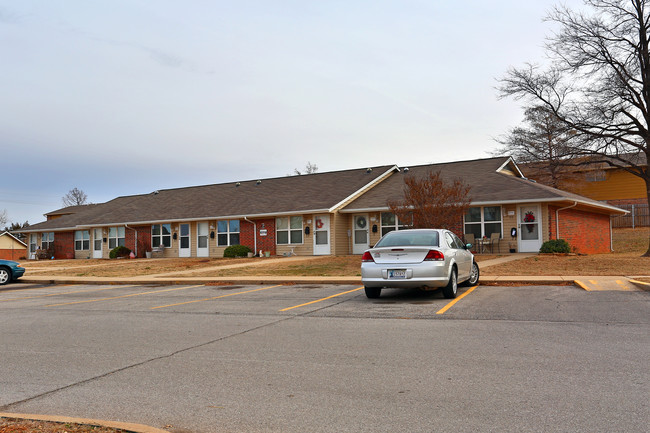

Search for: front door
xmin=518 ymin=205 xmax=543 ymax=252
xmin=197 ymin=222 xmax=209 ymax=257
xmin=352 ymin=214 xmax=370 ymax=254
xmin=93 ymin=228 xmax=103 ymax=259
xmin=179 ymin=223 xmax=191 ymax=257
xmin=313 ymin=215 xmax=331 ymax=255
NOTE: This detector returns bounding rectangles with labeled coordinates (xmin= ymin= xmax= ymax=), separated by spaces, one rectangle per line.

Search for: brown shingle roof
xmin=24 ymin=165 xmax=397 ymax=231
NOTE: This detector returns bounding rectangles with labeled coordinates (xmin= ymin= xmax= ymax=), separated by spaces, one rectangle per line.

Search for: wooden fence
xmin=612 ymin=204 xmax=649 ymax=228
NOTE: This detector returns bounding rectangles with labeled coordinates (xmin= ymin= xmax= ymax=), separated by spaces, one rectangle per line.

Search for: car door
xmin=446 ymin=231 xmax=471 ymax=281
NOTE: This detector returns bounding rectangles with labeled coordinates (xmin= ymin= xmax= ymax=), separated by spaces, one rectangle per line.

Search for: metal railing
xmin=612 ymin=204 xmax=649 ymax=228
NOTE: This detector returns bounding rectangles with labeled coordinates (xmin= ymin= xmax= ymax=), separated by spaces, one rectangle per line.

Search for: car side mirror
xmin=465 ymin=243 xmax=473 ymax=250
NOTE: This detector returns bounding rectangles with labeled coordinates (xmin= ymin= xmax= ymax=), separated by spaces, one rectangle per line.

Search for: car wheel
xmin=442 ymin=268 xmax=457 ymax=299
xmin=462 ymin=261 xmax=480 ymax=286
xmin=0 ymin=267 xmax=11 ymax=285
xmin=364 ymin=287 xmax=381 ymax=299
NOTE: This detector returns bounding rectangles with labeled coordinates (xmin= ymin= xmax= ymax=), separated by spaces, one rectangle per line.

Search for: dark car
xmin=0 ymin=259 xmax=25 ymax=285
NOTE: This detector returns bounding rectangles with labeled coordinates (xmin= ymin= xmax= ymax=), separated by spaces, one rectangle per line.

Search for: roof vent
xmin=403 ymin=167 xmax=409 ymax=173
xmin=256 ymin=180 xmax=262 ymax=185
xmin=366 ymin=168 xmax=372 ymax=174
xmin=153 ymin=190 xmax=159 ymax=195
xmin=235 ymin=182 xmax=241 ymax=187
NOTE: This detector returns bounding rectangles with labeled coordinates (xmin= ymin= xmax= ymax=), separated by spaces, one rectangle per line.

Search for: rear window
xmin=375 ymin=231 xmax=439 ymax=247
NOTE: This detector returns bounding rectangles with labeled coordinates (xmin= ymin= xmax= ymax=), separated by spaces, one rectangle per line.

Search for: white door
xmin=518 ymin=205 xmax=543 ymax=252
xmin=313 ymin=215 xmax=331 ymax=255
xmin=179 ymin=223 xmax=191 ymax=257
xmin=352 ymin=214 xmax=370 ymax=254
xmin=197 ymin=222 xmax=209 ymax=257
xmin=93 ymin=228 xmax=103 ymax=259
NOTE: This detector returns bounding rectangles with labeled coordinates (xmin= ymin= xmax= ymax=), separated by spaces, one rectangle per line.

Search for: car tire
xmin=462 ymin=261 xmax=480 ymax=286
xmin=364 ymin=287 xmax=381 ymax=299
xmin=0 ymin=267 xmax=11 ymax=285
xmin=442 ymin=268 xmax=457 ymax=299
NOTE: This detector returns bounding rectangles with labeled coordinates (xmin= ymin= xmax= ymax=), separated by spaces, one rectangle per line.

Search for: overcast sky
xmin=0 ymin=0 xmax=582 ymax=226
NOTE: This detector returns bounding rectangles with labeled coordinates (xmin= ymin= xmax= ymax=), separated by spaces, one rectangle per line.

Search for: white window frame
xmin=29 ymin=234 xmax=38 ymax=253
xmin=108 ymin=226 xmax=125 ymax=249
xmin=151 ymin=223 xmax=172 ymax=248
xmin=41 ymin=232 xmax=54 ymax=250
xmin=464 ymin=206 xmax=503 ymax=238
xmin=380 ymin=212 xmax=410 ymax=236
xmin=276 ymin=216 xmax=303 ymax=245
xmin=75 ymin=230 xmax=90 ymax=250
xmin=217 ymin=220 xmax=240 ymax=246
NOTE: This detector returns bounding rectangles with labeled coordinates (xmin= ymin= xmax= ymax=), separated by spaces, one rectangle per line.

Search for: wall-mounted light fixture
xmin=304 ymin=226 xmax=310 ymax=235
xmin=372 ymin=224 xmax=378 ymax=233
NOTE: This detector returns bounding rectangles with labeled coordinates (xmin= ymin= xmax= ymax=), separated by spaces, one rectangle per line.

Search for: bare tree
xmin=294 ymin=162 xmax=319 ymax=175
xmin=493 ymin=105 xmax=580 ymax=189
xmin=388 ymin=171 xmax=472 ymax=230
xmin=62 ymin=188 xmax=88 ymax=207
xmin=0 ymin=209 xmax=7 ymax=227
xmin=498 ymin=0 xmax=650 ymax=256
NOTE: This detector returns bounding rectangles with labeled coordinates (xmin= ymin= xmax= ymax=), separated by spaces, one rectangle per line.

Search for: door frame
xmin=179 ymin=223 xmax=191 ymax=257
xmin=517 ymin=204 xmax=543 ymax=252
xmin=92 ymin=228 xmax=103 ymax=259
xmin=352 ymin=214 xmax=370 ymax=254
xmin=313 ymin=214 xmax=331 ymax=255
xmin=196 ymin=222 xmax=209 ymax=257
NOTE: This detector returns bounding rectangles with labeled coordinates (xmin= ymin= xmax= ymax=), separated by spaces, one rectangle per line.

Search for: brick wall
xmin=240 ymin=218 xmax=276 ymax=255
xmin=125 ymin=226 xmax=152 ymax=258
xmin=53 ymin=231 xmax=75 ymax=259
xmin=549 ymin=207 xmax=611 ymax=254
xmin=0 ymin=249 xmax=26 ymax=260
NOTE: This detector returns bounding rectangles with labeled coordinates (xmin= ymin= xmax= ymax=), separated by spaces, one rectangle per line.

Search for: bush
xmin=539 ymin=239 xmax=571 ymax=254
xmin=223 ymin=244 xmax=252 ymax=258
xmin=109 ymin=245 xmax=132 ymax=259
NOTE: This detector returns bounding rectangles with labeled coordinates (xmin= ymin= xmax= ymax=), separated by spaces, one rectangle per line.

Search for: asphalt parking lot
xmin=1 ymin=282 xmax=648 ymax=433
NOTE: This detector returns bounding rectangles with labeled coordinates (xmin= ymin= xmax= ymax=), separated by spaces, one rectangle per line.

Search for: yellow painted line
xmin=280 ymin=287 xmax=364 ymax=312
xmin=436 ymin=285 xmax=478 ymax=315
xmin=46 ymin=285 xmax=204 ymax=307
xmin=151 ymin=285 xmax=281 ymax=310
xmin=575 ymin=280 xmax=590 ymax=291
xmin=615 ymin=280 xmax=631 ymax=291
xmin=1 ymin=285 xmax=139 ymax=303
xmin=589 ymin=280 xmax=598 ymax=285
xmin=629 ymin=279 xmax=650 ymax=287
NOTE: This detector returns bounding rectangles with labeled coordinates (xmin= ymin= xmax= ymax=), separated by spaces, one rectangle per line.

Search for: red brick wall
xmin=549 ymin=207 xmax=611 ymax=254
xmin=125 ymin=226 xmax=152 ymax=258
xmin=240 ymin=218 xmax=276 ymax=255
xmin=0 ymin=249 xmax=26 ymax=260
xmin=53 ymin=231 xmax=75 ymax=259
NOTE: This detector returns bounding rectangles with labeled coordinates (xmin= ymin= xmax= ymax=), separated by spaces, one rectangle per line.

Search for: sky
xmin=0 ymin=0 xmax=583 ymax=226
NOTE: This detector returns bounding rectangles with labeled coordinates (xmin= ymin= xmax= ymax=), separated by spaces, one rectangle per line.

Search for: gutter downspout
xmin=243 ymin=217 xmax=257 ymax=255
xmin=555 ymin=202 xmax=577 ymax=240
xmin=124 ymin=224 xmax=137 ymax=257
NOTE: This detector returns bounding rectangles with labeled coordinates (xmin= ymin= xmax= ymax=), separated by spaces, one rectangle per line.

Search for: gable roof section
xmin=0 ymin=231 xmax=27 ymax=247
xmin=341 ymin=157 xmax=626 ymax=215
xmin=23 ymin=165 xmax=398 ymax=232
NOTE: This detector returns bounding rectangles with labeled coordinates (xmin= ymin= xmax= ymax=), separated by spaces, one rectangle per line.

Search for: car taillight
xmin=424 ymin=250 xmax=444 ymax=261
xmin=361 ymin=252 xmax=375 ymax=262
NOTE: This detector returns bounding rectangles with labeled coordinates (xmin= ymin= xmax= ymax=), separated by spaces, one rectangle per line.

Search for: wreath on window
xmin=524 ymin=211 xmax=536 ymax=233
xmin=357 ymin=217 xmax=367 ymax=229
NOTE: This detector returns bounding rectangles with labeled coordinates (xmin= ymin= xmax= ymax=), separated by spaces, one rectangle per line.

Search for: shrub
xmin=109 ymin=245 xmax=132 ymax=259
xmin=223 ymin=244 xmax=252 ymax=258
xmin=539 ymin=239 xmax=571 ymax=254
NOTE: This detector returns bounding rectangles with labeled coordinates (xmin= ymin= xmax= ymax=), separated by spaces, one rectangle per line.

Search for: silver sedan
xmin=361 ymin=229 xmax=479 ymax=299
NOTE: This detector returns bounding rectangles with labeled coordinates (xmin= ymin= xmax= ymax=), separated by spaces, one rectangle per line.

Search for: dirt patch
xmin=0 ymin=417 xmax=127 ymax=433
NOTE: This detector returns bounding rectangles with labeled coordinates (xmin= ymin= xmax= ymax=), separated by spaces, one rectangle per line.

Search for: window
xmin=75 ymin=230 xmax=90 ymax=250
xmin=217 ymin=220 xmax=240 ymax=246
xmin=380 ymin=212 xmax=410 ymax=236
xmin=108 ymin=226 xmax=125 ymax=249
xmin=41 ymin=232 xmax=54 ymax=250
xmin=276 ymin=216 xmax=303 ymax=244
xmin=464 ymin=206 xmax=502 ymax=239
xmin=29 ymin=234 xmax=37 ymax=253
xmin=151 ymin=224 xmax=171 ymax=248
xmin=586 ymin=170 xmax=606 ymax=182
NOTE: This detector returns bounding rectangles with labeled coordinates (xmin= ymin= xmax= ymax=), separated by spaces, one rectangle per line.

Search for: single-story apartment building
xmin=0 ymin=231 xmax=27 ymax=261
xmin=19 ymin=157 xmax=626 ymax=259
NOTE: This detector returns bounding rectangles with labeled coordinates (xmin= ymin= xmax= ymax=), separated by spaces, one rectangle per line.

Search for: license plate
xmin=388 ymin=269 xmax=406 ymax=279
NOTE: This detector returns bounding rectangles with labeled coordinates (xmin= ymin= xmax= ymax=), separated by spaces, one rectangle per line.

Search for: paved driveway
xmin=1 ymin=283 xmax=648 ymax=432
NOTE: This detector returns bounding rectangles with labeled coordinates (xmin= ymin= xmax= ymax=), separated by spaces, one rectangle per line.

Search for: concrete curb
xmin=19 ymin=276 xmax=363 ymax=286
xmin=0 ymin=412 xmax=167 ymax=433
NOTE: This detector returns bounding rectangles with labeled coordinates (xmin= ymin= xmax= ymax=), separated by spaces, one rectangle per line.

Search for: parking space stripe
xmin=575 ymin=280 xmax=590 ymax=291
xmin=279 ymin=287 xmax=364 ymax=312
xmin=436 ymin=285 xmax=478 ymax=315
xmin=46 ymin=285 xmax=205 ymax=307
xmin=1 ymin=285 xmax=139 ymax=303
xmin=151 ymin=285 xmax=282 ymax=310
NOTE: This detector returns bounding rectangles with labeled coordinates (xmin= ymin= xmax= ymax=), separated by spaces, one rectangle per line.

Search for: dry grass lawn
xmin=0 ymin=417 xmax=126 ymax=433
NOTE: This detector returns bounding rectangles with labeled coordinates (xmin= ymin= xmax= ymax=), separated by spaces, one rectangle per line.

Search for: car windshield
xmin=375 ymin=231 xmax=439 ymax=247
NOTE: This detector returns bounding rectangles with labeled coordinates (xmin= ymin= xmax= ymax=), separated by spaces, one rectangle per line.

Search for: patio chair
xmin=489 ymin=232 xmax=501 ymax=253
